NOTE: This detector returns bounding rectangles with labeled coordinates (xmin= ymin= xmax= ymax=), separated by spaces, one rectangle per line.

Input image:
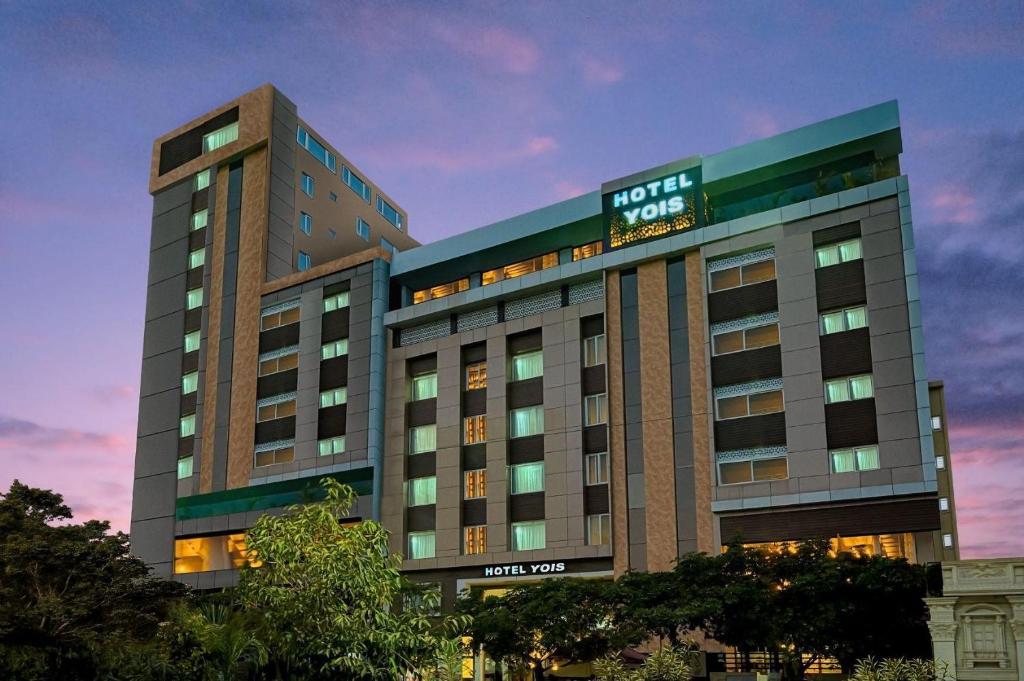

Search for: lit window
xmin=323 ymin=291 xmax=350 ymax=312
xmin=186 ymin=288 xmax=203 ymax=310
xmin=188 ymin=248 xmax=206 ymax=270
xmin=824 ymin=374 xmax=874 ymax=404
xmin=258 ymin=350 xmax=298 ymax=376
xmin=585 ymin=452 xmax=609 ymax=485
xmin=464 ymin=415 xmax=487 ymax=444
xmin=586 ymin=514 xmax=611 ymax=545
xmin=380 ymin=238 xmax=396 ymax=255
xmin=184 ymin=331 xmax=200 ymax=353
xmin=584 ymin=394 xmax=608 ymax=426
xmin=202 ymin=121 xmax=239 ymax=153
xmin=510 ymin=349 xmax=543 ymax=381
xmin=191 ymin=209 xmax=208 ymax=231
xmin=409 ymin=424 xmax=437 ymax=454
xmin=573 ymin=241 xmax=603 ymax=261
xmin=260 ymin=305 xmax=300 ymax=331
xmin=194 ymin=169 xmax=210 ymax=191
xmin=584 ymin=334 xmax=606 ymax=367
xmin=182 ymin=371 xmax=199 ymax=395
xmin=510 ymin=462 xmax=544 ymax=494
xmin=939 ymin=497 xmax=950 ymax=512
xmin=815 ymin=238 xmax=862 ymax=268
xmin=482 ymin=252 xmax=558 ymax=285
xmin=254 ymin=444 xmax=294 ymax=467
xmin=319 ymin=436 xmax=346 ymax=456
xmin=298 ymin=251 xmax=311 ymax=271
xmin=319 ymin=388 xmax=347 ymax=408
xmin=301 ymin=173 xmax=314 ymax=197
xmin=718 ymin=456 xmax=788 ymax=485
xmin=509 ymin=406 xmax=544 ymax=438
xmin=412 ymin=278 xmax=470 ymax=304
xmin=296 ymin=126 xmax=337 ymax=172
xmin=356 ymin=217 xmax=370 ymax=240
xmin=177 ymin=455 xmax=193 ymax=479
xmin=464 ymin=526 xmax=487 ymax=555
xmin=931 ymin=416 xmax=942 ymax=430
xmin=174 ymin=532 xmax=257 ymax=574
xmin=936 ymin=456 xmax=946 ymax=470
xmin=464 ymin=469 xmax=486 ymax=499
xmin=408 ymin=531 xmax=435 ymax=559
xmin=411 ymin=372 xmax=438 ymax=401
xmin=180 ymin=414 xmax=196 ymax=438
xmin=343 ymin=167 xmax=371 ymax=201
xmin=511 ymin=521 xmax=545 ymax=551
xmin=321 ymin=339 xmax=349 ymax=360
xmin=408 ymin=476 xmax=437 ymax=506
xmin=716 ymin=388 xmax=784 ymax=420
xmin=712 ymin=323 xmax=780 ymax=355
xmin=257 ymin=397 xmax=296 ymax=423
xmin=831 ymin=445 xmax=880 ymax=473
xmin=942 ymin=533 xmax=954 ymax=549
xmin=376 ymin=195 xmax=403 ymax=229
xmin=300 ymin=212 xmax=312 ymax=235
xmin=466 ymin=362 xmax=487 ymax=390
xmin=708 ymin=258 xmax=776 ymax=292
xmin=820 ymin=306 xmax=868 ymax=335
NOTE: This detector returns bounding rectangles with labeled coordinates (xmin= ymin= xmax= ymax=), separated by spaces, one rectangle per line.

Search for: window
xmin=202 ymin=121 xmax=239 ymax=153
xmin=815 ymin=238 xmax=862 ymax=268
xmin=464 ymin=415 xmax=487 ymax=444
xmin=464 ymin=526 xmax=487 ymax=555
xmin=297 ymin=126 xmax=337 ymax=172
xmin=408 ymin=531 xmax=435 ymax=559
xmin=585 ymin=452 xmax=609 ymax=485
xmin=321 ymin=339 xmax=349 ymax=360
xmin=573 ymin=241 xmax=603 ymax=261
xmin=323 ymin=291 xmax=350 ymax=312
xmin=718 ymin=456 xmax=788 ymax=484
xmin=260 ymin=305 xmax=300 ymax=331
xmin=300 ymin=212 xmax=312 ymax=235
xmin=188 ymin=247 xmax=206 ymax=270
xmin=931 ymin=416 xmax=942 ymax=430
xmin=182 ymin=372 xmax=199 ymax=395
xmin=255 ymin=444 xmax=294 ymax=467
xmin=820 ymin=306 xmax=867 ymax=335
xmin=328 ymin=228 xmax=336 ymax=239
xmin=716 ymin=388 xmax=784 ymax=420
xmin=356 ymin=217 xmax=370 ymax=240
xmin=408 ymin=476 xmax=437 ymax=506
xmin=343 ymin=167 xmax=371 ymax=201
xmin=318 ymin=436 xmax=345 ymax=456
xmin=174 ymin=533 xmax=257 ymax=574
xmin=586 ymin=514 xmax=611 ymax=545
xmin=329 ymin=191 xmax=337 ymax=202
xmin=177 ymin=455 xmax=193 ymax=479
xmin=376 ymin=195 xmax=403 ymax=229
xmin=939 ymin=497 xmax=950 ymax=512
xmin=411 ymin=372 xmax=438 ymax=401
xmin=194 ymin=169 xmax=210 ymax=191
xmin=830 ymin=445 xmax=880 ymax=473
xmin=466 ymin=362 xmax=487 ymax=390
xmin=464 ymin=469 xmax=486 ymax=499
xmin=180 ymin=414 xmax=196 ymax=438
xmin=510 ymin=349 xmax=543 ymax=381
xmin=380 ymin=238 xmax=396 ymax=255
xmin=482 ymin=252 xmax=558 ymax=285
xmin=191 ymin=209 xmax=208 ymax=231
xmin=298 ymin=251 xmax=311 ymax=271
xmin=584 ymin=394 xmax=608 ymax=426
xmin=936 ymin=456 xmax=946 ymax=470
xmin=942 ymin=533 xmax=954 ymax=549
xmin=184 ymin=331 xmax=200 ymax=353
xmin=708 ymin=258 xmax=776 ymax=292
xmin=511 ymin=521 xmax=545 ymax=551
xmin=258 ymin=351 xmax=298 ymax=376
xmin=301 ymin=173 xmax=314 ymax=197
xmin=824 ymin=374 xmax=874 ymax=404
xmin=510 ymin=462 xmax=544 ymax=494
xmin=186 ymin=288 xmax=203 ymax=310
xmin=319 ymin=387 xmax=347 ymax=408
xmin=584 ymin=334 xmax=606 ymax=367
xmin=712 ymin=322 xmax=780 ymax=355
xmin=509 ymin=406 xmax=544 ymax=438
xmin=257 ymin=397 xmax=296 ymax=422
xmin=412 ymin=278 xmax=470 ymax=304
xmin=409 ymin=424 xmax=437 ymax=454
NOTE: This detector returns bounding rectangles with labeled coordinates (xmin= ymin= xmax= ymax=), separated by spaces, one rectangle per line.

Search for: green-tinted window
xmin=510 ymin=350 xmax=543 ymax=381
xmin=511 ymin=521 xmax=545 ymax=551
xmin=182 ymin=372 xmax=199 ymax=395
xmin=411 ymin=372 xmax=437 ymax=401
xmin=323 ymin=292 xmax=349 ymax=312
xmin=188 ymin=248 xmax=205 ymax=270
xmin=184 ymin=331 xmax=200 ymax=353
xmin=409 ymin=424 xmax=436 ymax=454
xmin=510 ymin=462 xmax=544 ymax=494
xmin=194 ymin=170 xmax=210 ymax=191
xmin=408 ymin=531 xmax=435 ymax=559
xmin=408 ymin=477 xmax=437 ymax=506
xmin=177 ymin=456 xmax=193 ymax=479
xmin=191 ymin=209 xmax=208 ymax=231
xmin=202 ymin=122 xmax=239 ymax=153
xmin=321 ymin=339 xmax=349 ymax=360
xmin=186 ymin=288 xmax=203 ymax=310
xmin=318 ymin=436 xmax=345 ymax=456
xmin=180 ymin=414 xmax=196 ymax=438
xmin=509 ymin=406 xmax=544 ymax=438
xmin=319 ymin=387 xmax=347 ymax=408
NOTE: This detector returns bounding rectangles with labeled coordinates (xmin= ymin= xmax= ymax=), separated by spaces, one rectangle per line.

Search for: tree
xmin=0 ymin=480 xmax=187 ymax=680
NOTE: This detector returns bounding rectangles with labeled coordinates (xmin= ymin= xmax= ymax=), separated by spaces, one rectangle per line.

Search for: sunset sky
xmin=1 ymin=2 xmax=1021 ymax=557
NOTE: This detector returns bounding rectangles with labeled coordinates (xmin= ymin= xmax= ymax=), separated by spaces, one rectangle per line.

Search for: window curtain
xmin=511 ymin=351 xmax=543 ymax=381
xmin=838 ymin=239 xmax=862 ymax=262
xmin=510 ymin=406 xmax=543 ymax=438
xmin=408 ymin=532 xmax=435 ymax=559
xmin=845 ymin=307 xmax=867 ymax=329
xmin=815 ymin=245 xmax=839 ymax=268
xmin=832 ymin=450 xmax=856 ymax=473
xmin=821 ymin=311 xmax=845 ymax=334
xmin=409 ymin=477 xmax=436 ymax=506
xmin=856 ymin=446 xmax=879 ymax=470
xmin=850 ymin=375 xmax=874 ymax=400
xmin=191 ymin=209 xmax=208 ymax=230
xmin=586 ymin=453 xmax=608 ymax=484
xmin=410 ymin=425 xmax=436 ymax=454
xmin=412 ymin=374 xmax=437 ymax=401
xmin=511 ymin=463 xmax=544 ymax=494
xmin=203 ymin=122 xmax=239 ymax=153
xmin=512 ymin=522 xmax=545 ymax=551
xmin=825 ymin=380 xmax=850 ymax=403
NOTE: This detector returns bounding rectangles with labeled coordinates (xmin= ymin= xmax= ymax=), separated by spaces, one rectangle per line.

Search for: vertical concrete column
xmin=926 ymin=597 xmax=960 ymax=680
xmin=685 ymin=252 xmax=714 ymax=553
xmin=604 ymin=272 xmax=630 ymax=576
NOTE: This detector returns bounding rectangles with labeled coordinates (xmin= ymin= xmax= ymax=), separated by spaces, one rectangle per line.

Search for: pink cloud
xmin=436 ymin=25 xmax=541 ymax=75
xmin=553 ymin=180 xmax=588 ymax=200
xmin=740 ymin=111 xmax=782 ymax=140
xmin=0 ymin=415 xmax=128 ymax=451
xmin=929 ymin=184 xmax=980 ymax=225
xmin=580 ymin=56 xmax=625 ymax=84
xmin=92 ymin=384 xmax=138 ymax=405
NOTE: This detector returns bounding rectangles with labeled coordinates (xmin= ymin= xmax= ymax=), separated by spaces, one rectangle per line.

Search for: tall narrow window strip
xmin=509 ymin=406 xmax=544 ymax=438
xmin=202 ymin=122 xmax=239 ymax=153
xmin=511 ymin=350 xmax=543 ymax=381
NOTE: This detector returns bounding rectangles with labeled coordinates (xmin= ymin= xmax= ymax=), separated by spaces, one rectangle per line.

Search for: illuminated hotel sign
xmin=482 ymin=561 xmax=567 ymax=577
xmin=603 ymin=164 xmax=703 ymax=249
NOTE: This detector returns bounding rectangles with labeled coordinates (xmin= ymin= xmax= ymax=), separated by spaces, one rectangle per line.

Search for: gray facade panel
xmin=145 ymin=274 xmax=187 ymax=322
xmin=137 ymin=388 xmax=182 ymax=437
xmin=139 ymin=347 xmax=185 ymax=398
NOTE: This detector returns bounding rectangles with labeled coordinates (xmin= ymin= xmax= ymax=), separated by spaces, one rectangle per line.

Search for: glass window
xmin=719 ymin=460 xmax=753 ymax=485
xmin=301 ymin=173 xmax=314 ymax=197
xmin=298 ymin=251 xmax=311 ymax=271
xmin=466 ymin=362 xmax=487 ymax=390
xmin=752 ymin=457 xmax=788 ymax=480
xmin=464 ymin=415 xmax=486 ymax=444
xmin=408 ymin=476 xmax=437 ymax=506
xmin=300 ymin=212 xmax=312 ymax=235
xmin=194 ymin=169 xmax=210 ymax=191
xmin=254 ymin=445 xmax=294 ymax=467
xmin=180 ymin=414 xmax=196 ymax=438
xmin=412 ymin=278 xmax=470 ymax=304
xmin=297 ymin=126 xmax=337 ymax=172
xmin=186 ymin=288 xmax=203 ymax=310
xmin=509 ymin=406 xmax=544 ymax=438
xmin=831 ymin=449 xmax=856 ymax=474
xmin=943 ymin=533 xmax=954 ymax=548
xmin=409 ymin=424 xmax=437 ymax=454
xmin=380 ymin=238 xmax=396 ymax=255
xmin=188 ymin=247 xmax=205 ymax=270
xmin=177 ymin=455 xmax=193 ymax=480
xmin=260 ymin=305 xmax=300 ymax=331
xmin=328 ymin=228 xmax=336 ymax=239
xmin=182 ymin=371 xmax=199 ymax=395
xmin=343 ymin=167 xmax=371 ymax=201
xmin=174 ymin=532 xmax=257 ymax=574
xmin=510 ymin=462 xmax=544 ymax=494
xmin=318 ymin=436 xmax=345 ymax=456
xmin=713 ymin=330 xmax=744 ymax=355
xmin=202 ymin=122 xmax=239 ymax=153
xmin=573 ymin=241 xmax=604 ymax=261
xmin=321 ymin=339 xmax=349 ymax=360
xmin=708 ymin=258 xmax=776 ymax=292
xmin=510 ymin=350 xmax=543 ymax=381
xmin=856 ymin=445 xmax=880 ymax=470
xmin=824 ymin=374 xmax=874 ymax=404
xmin=585 ymin=452 xmax=609 ymax=485
xmin=323 ymin=291 xmax=350 ymax=312
xmin=191 ymin=209 xmax=208 ymax=231
xmin=715 ymin=389 xmax=784 ymax=420
xmin=931 ymin=416 xmax=942 ymax=430
xmin=719 ymin=456 xmax=788 ymax=484
xmin=815 ymin=238 xmax=862 ymax=268
xmin=833 ymin=445 xmax=880 ymax=473
xmin=482 ymin=252 xmax=558 ymax=285
xmin=586 ymin=514 xmax=611 ymax=545
xmin=713 ymin=323 xmax=780 ymax=355
xmin=584 ymin=334 xmax=606 ymax=367
xmin=464 ymin=526 xmax=487 ymax=555
xmin=936 ymin=455 xmax=946 ymax=470
xmin=584 ymin=393 xmax=608 ymax=426
xmin=939 ymin=497 xmax=950 ymax=512
xmin=356 ymin=217 xmax=370 ymax=240
xmin=257 ymin=398 xmax=296 ymax=422
xmin=258 ymin=351 xmax=298 ymax=376
xmin=820 ymin=306 xmax=868 ymax=335
xmin=408 ymin=531 xmax=435 ymax=559
xmin=464 ymin=469 xmax=486 ymax=499
xmin=319 ymin=388 xmax=347 ymax=408
xmin=511 ymin=521 xmax=545 ymax=551
xmin=329 ymin=192 xmax=337 ymax=202
xmin=376 ymin=195 xmax=403 ymax=229
xmin=411 ymin=372 xmax=437 ymax=401
xmin=184 ymin=330 xmax=201 ymax=353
